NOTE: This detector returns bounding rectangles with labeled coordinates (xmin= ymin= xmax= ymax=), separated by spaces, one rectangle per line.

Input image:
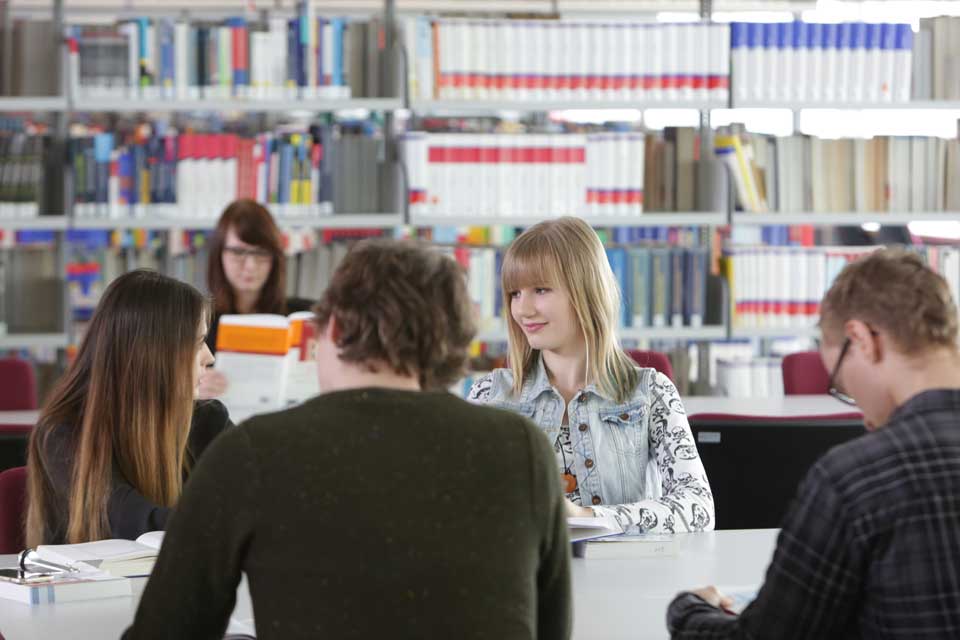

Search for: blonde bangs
xmin=501 ymin=233 xmax=565 ymax=294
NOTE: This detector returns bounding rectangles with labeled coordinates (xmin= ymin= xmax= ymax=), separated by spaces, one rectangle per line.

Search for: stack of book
xmin=67 ymin=4 xmax=387 ymax=101
xmin=69 ymin=121 xmax=386 ymax=220
xmin=730 ymin=21 xmax=913 ymax=105
xmin=404 ymin=18 xmax=730 ymax=103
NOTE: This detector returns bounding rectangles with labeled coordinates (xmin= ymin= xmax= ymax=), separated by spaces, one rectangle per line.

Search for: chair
xmin=0 ymin=358 xmax=37 ymax=411
xmin=781 ymin=351 xmax=831 ymax=395
xmin=626 ymin=350 xmax=675 ymax=383
xmin=0 ymin=466 xmax=27 ymax=554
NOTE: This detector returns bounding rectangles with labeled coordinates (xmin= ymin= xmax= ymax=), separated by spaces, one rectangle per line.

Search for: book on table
xmin=567 ymin=516 xmax=621 ymax=543
xmin=582 ymin=534 xmax=679 ymax=559
xmin=0 ymin=567 xmax=131 ymax=606
xmin=33 ymin=530 xmax=164 ymax=578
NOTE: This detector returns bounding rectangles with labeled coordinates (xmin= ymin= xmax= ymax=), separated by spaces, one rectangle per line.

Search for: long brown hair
xmin=501 ymin=217 xmax=639 ymax=403
xmin=207 ymin=198 xmax=286 ymax=315
xmin=26 ymin=270 xmax=208 ymax=546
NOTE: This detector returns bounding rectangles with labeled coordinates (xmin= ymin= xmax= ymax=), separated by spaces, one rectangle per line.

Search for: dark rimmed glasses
xmin=827 ymin=337 xmax=857 ymax=406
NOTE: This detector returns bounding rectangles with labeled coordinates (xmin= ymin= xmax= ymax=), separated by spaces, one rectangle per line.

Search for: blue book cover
xmin=822 ymin=22 xmax=836 ymax=51
xmin=650 ymin=247 xmax=672 ymax=328
xmin=806 ymin=21 xmax=821 ymax=55
xmin=628 ymin=247 xmax=651 ymax=328
xmin=287 ymin=19 xmax=299 ymax=89
xmin=776 ymin=22 xmax=791 ymax=55
xmin=136 ymin=18 xmax=152 ymax=86
xmin=792 ymin=20 xmax=806 ymax=52
xmin=605 ymin=247 xmax=631 ymax=328
xmin=332 ymin=18 xmax=346 ymax=87
xmin=118 ymin=150 xmax=132 ymax=206
xmin=159 ymin=19 xmax=174 ymax=88
xmin=864 ymin=23 xmax=878 ymax=57
xmin=894 ymin=23 xmax=912 ymax=52
xmin=683 ymin=247 xmax=708 ymax=327
xmin=762 ymin=22 xmax=776 ymax=52
xmin=278 ymin=141 xmax=294 ymax=204
xmin=317 ymin=17 xmax=326 ymax=85
xmin=93 ymin=133 xmax=114 ymax=205
xmin=746 ymin=22 xmax=761 ymax=52
xmin=730 ymin=22 xmax=746 ymax=52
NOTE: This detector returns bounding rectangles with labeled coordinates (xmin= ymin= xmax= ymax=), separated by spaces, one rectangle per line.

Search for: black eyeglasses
xmin=223 ymin=246 xmax=273 ymax=264
xmin=827 ymin=338 xmax=857 ymax=406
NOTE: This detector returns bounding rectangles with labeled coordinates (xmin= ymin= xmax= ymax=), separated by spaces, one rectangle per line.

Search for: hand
xmin=197 ymin=369 xmax=229 ymax=399
xmin=564 ymin=498 xmax=595 ymax=518
xmin=690 ymin=586 xmax=735 ymax=614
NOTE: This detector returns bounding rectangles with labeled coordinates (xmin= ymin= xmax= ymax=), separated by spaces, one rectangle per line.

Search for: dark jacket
xmin=38 ymin=400 xmax=233 ymax=544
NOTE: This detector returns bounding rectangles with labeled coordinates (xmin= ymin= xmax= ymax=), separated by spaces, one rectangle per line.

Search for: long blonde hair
xmin=26 ymin=270 xmax=206 ymax=546
xmin=501 ymin=217 xmax=639 ymax=403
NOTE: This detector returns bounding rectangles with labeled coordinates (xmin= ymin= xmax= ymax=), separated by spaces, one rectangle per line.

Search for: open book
xmin=35 ymin=531 xmax=164 ymax=577
xmin=215 ymin=312 xmax=319 ymax=421
xmin=567 ymin=516 xmax=621 ymax=543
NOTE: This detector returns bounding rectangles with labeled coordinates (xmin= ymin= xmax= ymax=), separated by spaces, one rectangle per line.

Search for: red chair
xmin=0 ymin=358 xmax=37 ymax=410
xmin=781 ymin=351 xmax=831 ymax=395
xmin=626 ymin=350 xmax=675 ymax=383
xmin=0 ymin=466 xmax=27 ymax=554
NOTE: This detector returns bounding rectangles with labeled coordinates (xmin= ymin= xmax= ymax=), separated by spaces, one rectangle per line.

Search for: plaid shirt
xmin=668 ymin=388 xmax=960 ymax=639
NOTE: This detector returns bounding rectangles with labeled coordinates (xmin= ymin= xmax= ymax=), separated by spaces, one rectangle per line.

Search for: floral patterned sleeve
xmin=592 ymin=372 xmax=715 ymax=534
xmin=466 ymin=373 xmax=495 ymax=404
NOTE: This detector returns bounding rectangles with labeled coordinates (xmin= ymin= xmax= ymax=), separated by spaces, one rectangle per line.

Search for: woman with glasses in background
xmin=198 ymin=199 xmax=313 ymax=399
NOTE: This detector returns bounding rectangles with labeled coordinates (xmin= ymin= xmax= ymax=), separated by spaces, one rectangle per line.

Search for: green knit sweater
xmin=125 ymin=387 xmax=571 ymax=640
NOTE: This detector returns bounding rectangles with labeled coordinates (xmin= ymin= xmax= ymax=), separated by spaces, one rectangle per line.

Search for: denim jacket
xmin=468 ymin=357 xmax=714 ymax=534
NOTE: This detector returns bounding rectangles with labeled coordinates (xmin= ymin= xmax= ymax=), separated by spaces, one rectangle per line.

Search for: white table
xmin=0 ymin=399 xmax=858 ymax=430
xmin=684 ymin=394 xmax=859 ymax=419
xmin=0 ymin=411 xmax=38 ymax=427
xmin=0 ymin=529 xmax=779 ymax=640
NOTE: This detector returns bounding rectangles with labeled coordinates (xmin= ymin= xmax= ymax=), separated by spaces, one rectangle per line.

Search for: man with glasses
xmin=667 ymin=248 xmax=960 ymax=639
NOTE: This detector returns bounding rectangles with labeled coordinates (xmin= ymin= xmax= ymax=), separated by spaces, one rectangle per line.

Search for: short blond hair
xmin=820 ymin=248 xmax=958 ymax=352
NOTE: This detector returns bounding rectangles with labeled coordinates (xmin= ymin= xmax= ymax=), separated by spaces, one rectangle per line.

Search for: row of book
xmin=913 ymin=18 xmax=960 ymax=101
xmin=445 ymin=244 xmax=712 ymax=333
xmin=404 ymin=18 xmax=730 ymax=103
xmin=68 ymin=6 xmax=386 ymax=101
xmin=69 ymin=122 xmax=385 ymax=219
xmin=716 ymin=357 xmax=784 ymax=398
xmin=726 ymin=246 xmax=873 ymax=330
xmin=731 ymin=22 xmax=913 ymax=105
xmin=718 ymin=130 xmax=960 ymax=214
xmin=403 ymin=127 xmax=714 ymax=217
xmin=0 ymin=131 xmax=44 ymax=218
xmin=726 ymin=246 xmax=960 ymax=330
xmin=0 ymin=18 xmax=58 ymax=97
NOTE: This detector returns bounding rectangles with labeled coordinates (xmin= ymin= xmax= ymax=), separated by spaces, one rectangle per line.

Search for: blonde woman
xmin=468 ymin=217 xmax=714 ymax=534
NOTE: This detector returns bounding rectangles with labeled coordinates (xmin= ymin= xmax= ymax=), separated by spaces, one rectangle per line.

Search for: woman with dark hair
xmin=25 ymin=270 xmax=233 ymax=545
xmin=200 ymin=199 xmax=312 ymax=398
